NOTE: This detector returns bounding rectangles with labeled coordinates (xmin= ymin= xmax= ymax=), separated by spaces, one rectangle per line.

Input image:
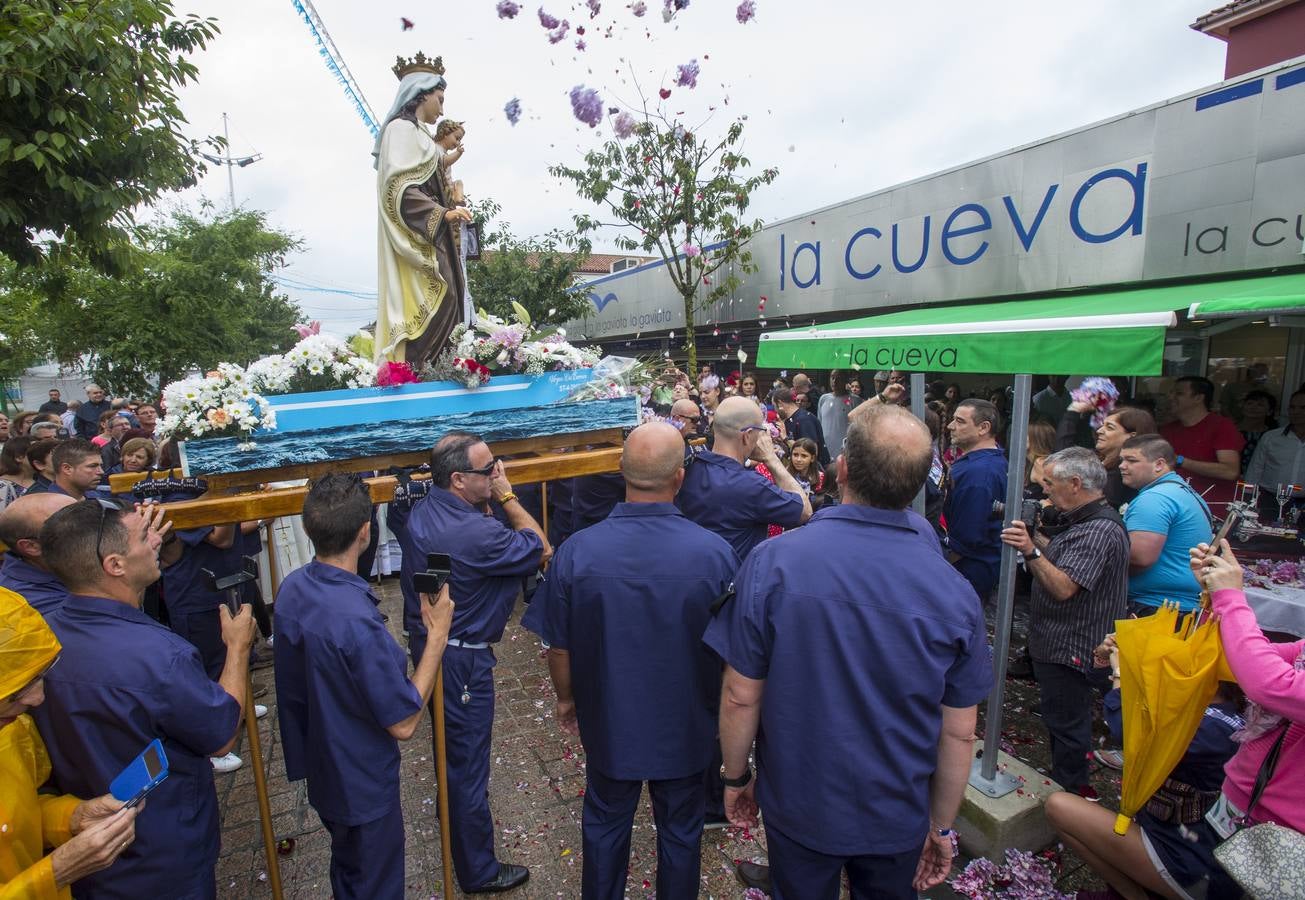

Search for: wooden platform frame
xmin=100 ymin=427 xmax=625 ymax=899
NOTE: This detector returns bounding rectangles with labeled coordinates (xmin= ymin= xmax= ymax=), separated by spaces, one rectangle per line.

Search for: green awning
xmin=756 ymin=272 xmax=1305 ymax=376
xmin=1186 ymin=272 xmax=1305 ymax=319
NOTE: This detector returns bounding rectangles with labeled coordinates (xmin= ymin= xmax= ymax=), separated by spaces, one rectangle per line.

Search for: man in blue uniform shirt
xmin=405 ymin=431 xmax=550 ymax=893
xmin=274 ymin=474 xmax=454 ymax=899
xmin=160 ymin=522 xmax=238 ymax=679
xmin=524 ymin=423 xmax=740 ymax=899
xmin=0 ymin=492 xmax=74 ymax=615
xmin=32 ymin=498 xmax=256 ymax=899
xmin=676 ymin=395 xmax=810 ymax=562
xmin=674 ymin=395 xmax=810 ymax=827
xmin=707 ymin=405 xmax=993 ymax=899
xmin=945 ymin=398 xmax=1008 ymax=599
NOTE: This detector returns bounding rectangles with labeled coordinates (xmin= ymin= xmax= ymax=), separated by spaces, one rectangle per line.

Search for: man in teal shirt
xmin=1118 ymin=434 xmax=1213 ymax=615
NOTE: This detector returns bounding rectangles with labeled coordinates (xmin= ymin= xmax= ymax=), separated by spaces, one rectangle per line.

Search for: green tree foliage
xmin=551 ymin=113 xmax=776 ymax=372
xmin=0 ymin=0 xmax=219 ymax=272
xmin=0 ymin=208 xmax=304 ymax=397
xmin=465 ymin=198 xmax=594 ymax=329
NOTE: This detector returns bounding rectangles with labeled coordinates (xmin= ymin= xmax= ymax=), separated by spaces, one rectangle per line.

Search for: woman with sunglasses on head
xmin=1 ymin=586 xmax=142 ymax=897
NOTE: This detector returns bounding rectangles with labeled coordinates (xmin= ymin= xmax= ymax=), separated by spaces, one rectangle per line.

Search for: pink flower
xmin=612 ymin=111 xmax=636 ymax=138
xmin=292 ymin=320 xmax=321 ymax=338
xmin=681 ymin=242 xmax=701 ymax=257
xmin=376 ymin=361 xmax=420 ymax=387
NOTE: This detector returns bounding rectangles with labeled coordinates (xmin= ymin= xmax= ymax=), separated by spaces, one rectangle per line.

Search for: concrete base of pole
xmin=956 ymin=747 xmax=1062 ymax=860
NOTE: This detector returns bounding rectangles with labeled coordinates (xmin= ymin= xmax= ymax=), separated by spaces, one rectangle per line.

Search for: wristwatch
xmin=1026 ymin=547 xmax=1042 ymax=560
xmin=720 ymin=766 xmax=753 ymax=789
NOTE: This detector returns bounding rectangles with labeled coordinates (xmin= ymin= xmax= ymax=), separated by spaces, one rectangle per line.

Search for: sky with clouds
xmin=169 ymin=0 xmax=1230 ymax=338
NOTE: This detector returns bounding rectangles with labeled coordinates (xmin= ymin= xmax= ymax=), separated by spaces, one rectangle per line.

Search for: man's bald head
xmin=842 ymin=405 xmax=933 ymax=510
xmin=0 ymin=492 xmax=76 ymax=559
xmin=621 ymin=423 xmax=686 ymax=495
xmin=670 ymin=399 xmax=700 ymax=419
xmin=713 ymin=396 xmax=764 ymax=433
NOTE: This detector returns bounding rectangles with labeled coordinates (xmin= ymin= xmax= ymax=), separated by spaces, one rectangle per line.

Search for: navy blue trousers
xmin=169 ymin=609 xmax=225 ymax=680
xmin=321 ymin=804 xmax=405 ymax=900
xmin=581 ymin=768 xmax=704 ymax=900
xmin=953 ymin=555 xmax=1000 ymax=601
xmin=768 ymin=822 xmax=918 ymax=900
xmin=442 ymin=645 xmax=501 ymax=889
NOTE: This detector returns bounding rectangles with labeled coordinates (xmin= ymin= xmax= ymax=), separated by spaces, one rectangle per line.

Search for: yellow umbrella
xmin=1112 ymin=602 xmax=1226 ymax=835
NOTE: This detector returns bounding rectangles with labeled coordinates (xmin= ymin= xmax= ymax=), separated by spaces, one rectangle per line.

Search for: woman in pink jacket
xmin=1046 ymin=539 xmax=1303 ymax=900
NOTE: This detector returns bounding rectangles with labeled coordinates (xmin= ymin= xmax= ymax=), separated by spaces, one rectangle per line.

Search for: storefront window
xmin=1207 ymin=323 xmax=1289 ymax=423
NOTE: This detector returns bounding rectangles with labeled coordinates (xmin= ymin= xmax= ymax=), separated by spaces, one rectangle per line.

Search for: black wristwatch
xmin=1026 ymin=547 xmax=1042 ymax=560
xmin=720 ymin=766 xmax=753 ymax=789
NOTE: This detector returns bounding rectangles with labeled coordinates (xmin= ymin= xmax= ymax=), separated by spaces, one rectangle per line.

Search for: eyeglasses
xmin=458 ymin=458 xmax=498 ymax=477
xmin=738 ymin=425 xmax=767 ymax=435
xmin=92 ymin=497 xmax=126 ymax=563
xmin=4 ymin=656 xmax=60 ymax=704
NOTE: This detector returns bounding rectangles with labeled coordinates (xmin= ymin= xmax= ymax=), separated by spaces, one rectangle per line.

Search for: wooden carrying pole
xmin=431 ymin=667 xmax=455 ymax=896
xmin=243 ymin=677 xmax=283 ymax=898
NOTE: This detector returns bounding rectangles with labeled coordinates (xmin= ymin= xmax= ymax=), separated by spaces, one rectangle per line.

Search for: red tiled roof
xmin=1191 ymin=0 xmax=1297 ymax=35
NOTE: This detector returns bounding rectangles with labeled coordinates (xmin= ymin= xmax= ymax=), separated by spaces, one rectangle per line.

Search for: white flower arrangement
xmin=429 ymin=304 xmax=601 ymax=385
xmin=249 ymin=334 xmax=377 ymax=396
xmin=157 ymin=363 xmax=275 ymax=449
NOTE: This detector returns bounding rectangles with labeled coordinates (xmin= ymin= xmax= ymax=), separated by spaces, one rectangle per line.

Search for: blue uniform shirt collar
xmin=429 ymin=484 xmax=483 ymax=514
xmin=64 ymin=593 xmax=164 ymax=626
xmin=305 ymin=558 xmax=372 ymax=591
xmin=607 ymin=501 xmax=682 ymax=518
xmin=815 ymin=502 xmax=919 ymax=533
xmin=4 ymin=553 xmax=62 ymax=582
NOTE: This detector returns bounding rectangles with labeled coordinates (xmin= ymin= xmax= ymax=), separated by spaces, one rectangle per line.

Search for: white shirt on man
xmin=1245 ymin=424 xmax=1305 ymax=489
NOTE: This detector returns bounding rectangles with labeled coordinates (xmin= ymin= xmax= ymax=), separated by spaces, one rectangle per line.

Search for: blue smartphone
xmin=110 ymin=739 xmax=169 ymax=808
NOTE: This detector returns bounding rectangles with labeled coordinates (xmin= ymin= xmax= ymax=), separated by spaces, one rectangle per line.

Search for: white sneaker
xmin=1093 ymin=749 xmax=1124 ymax=770
xmin=211 ymin=752 xmax=244 ymax=774
xmin=254 ymin=704 xmax=268 ymax=719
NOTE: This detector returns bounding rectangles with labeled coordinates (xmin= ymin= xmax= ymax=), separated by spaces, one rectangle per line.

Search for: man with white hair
xmin=1001 ymin=447 xmax=1128 ymax=796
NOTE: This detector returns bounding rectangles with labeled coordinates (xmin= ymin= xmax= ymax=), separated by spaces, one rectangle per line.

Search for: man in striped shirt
xmin=1001 ymin=447 xmax=1129 ymax=795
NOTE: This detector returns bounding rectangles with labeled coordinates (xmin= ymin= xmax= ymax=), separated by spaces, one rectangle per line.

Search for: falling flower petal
xmin=497 ymin=1 xmax=521 ymax=17
xmin=569 ymin=85 xmax=603 ymax=128
xmin=631 ymin=1 xmax=646 ymax=15
xmin=658 ymin=87 xmax=671 ymax=100
xmin=547 ymin=19 xmax=570 ymax=42
xmin=613 ymin=111 xmax=636 ymax=139
xmin=504 ymin=97 xmax=522 ymax=125
xmin=576 ymin=38 xmax=586 ymax=49
xmin=736 ymin=0 xmax=756 ymax=23
xmin=674 ymin=58 xmax=700 ymax=89
xmin=586 ymin=0 xmax=601 ymax=16
xmin=538 ymin=7 xmax=560 ymax=27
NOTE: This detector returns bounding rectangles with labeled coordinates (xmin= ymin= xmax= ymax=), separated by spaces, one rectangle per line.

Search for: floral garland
xmin=423 ymin=304 xmax=601 ymax=388
xmin=157 ymin=363 xmax=275 ymax=448
xmin=249 ymin=333 xmax=377 ymax=396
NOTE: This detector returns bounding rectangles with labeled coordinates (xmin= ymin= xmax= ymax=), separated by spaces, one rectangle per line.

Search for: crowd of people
xmin=1 ymin=369 xmax=1302 ymax=899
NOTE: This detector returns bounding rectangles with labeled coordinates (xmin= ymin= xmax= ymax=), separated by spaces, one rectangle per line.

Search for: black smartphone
xmin=414 ymin=553 xmax=452 ymax=597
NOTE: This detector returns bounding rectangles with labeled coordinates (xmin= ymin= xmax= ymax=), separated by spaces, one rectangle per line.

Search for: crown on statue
xmin=393 ymin=51 xmax=445 ymax=81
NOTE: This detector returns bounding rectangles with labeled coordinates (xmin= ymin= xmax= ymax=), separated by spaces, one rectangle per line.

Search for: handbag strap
xmin=1243 ymin=724 xmax=1292 ymax=819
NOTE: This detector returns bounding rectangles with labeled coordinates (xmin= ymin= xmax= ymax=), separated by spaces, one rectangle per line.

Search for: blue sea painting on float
xmin=177 ymin=372 xmax=638 ymax=476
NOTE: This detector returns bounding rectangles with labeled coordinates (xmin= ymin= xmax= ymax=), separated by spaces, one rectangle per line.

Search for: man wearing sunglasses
xmin=29 ymin=499 xmax=257 ymax=899
xmin=404 ymin=432 xmax=550 ymax=894
xmin=0 ymin=492 xmax=75 ymax=615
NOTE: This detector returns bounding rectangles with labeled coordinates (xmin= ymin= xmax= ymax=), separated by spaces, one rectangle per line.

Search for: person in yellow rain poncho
xmin=1 ymin=587 xmax=139 ymax=899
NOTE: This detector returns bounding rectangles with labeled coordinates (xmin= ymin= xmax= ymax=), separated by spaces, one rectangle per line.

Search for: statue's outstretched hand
xmin=444 ymin=207 xmax=473 ymax=224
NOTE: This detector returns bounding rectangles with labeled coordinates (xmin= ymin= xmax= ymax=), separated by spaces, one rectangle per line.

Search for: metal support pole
xmin=970 ymin=374 xmax=1031 ymax=796
xmin=910 ymin=373 xmax=927 ymax=517
xmin=222 ymin=113 xmax=236 ymax=210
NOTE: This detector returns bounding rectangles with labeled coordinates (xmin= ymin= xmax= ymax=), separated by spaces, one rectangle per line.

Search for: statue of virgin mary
xmin=372 ymin=52 xmax=473 ymax=365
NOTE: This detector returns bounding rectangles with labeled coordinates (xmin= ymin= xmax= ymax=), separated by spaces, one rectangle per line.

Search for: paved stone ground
xmin=214 ymin=580 xmax=1123 ymax=898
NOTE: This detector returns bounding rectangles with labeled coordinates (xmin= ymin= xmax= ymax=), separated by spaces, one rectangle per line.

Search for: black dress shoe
xmin=737 ymin=861 xmax=772 ymax=894
xmin=465 ymin=863 xmax=529 ymax=894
